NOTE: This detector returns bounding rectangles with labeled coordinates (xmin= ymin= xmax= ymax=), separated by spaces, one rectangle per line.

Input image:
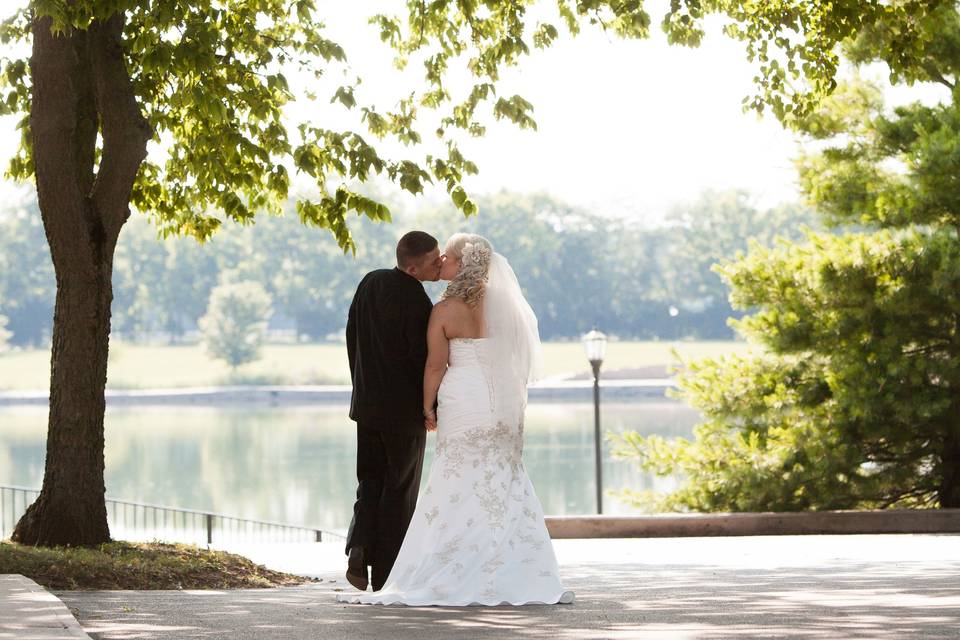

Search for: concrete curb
xmin=545 ymin=508 xmax=960 ymax=538
xmin=0 ymin=574 xmax=90 ymax=639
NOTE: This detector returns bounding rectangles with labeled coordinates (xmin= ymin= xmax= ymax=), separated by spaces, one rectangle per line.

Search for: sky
xmin=0 ymin=1 xmax=942 ymax=228
xmin=296 ymin=1 xmax=805 ymax=226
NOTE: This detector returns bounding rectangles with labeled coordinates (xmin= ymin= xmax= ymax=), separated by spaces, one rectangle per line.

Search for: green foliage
xmin=198 ymin=281 xmax=273 ymax=369
xmin=613 ymin=355 xmax=869 ymax=512
xmin=2 ymin=1 xmax=947 ymax=250
xmin=666 ymin=0 xmax=952 ymax=123
xmin=614 ymin=4 xmax=960 ymax=511
xmin=616 ymin=229 xmax=958 ymax=511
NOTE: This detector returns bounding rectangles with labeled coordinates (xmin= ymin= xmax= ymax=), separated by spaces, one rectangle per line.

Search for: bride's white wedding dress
xmin=337 ymin=335 xmax=574 ymax=606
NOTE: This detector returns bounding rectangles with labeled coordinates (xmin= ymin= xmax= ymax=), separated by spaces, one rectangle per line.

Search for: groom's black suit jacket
xmin=346 ymin=268 xmax=433 ymax=435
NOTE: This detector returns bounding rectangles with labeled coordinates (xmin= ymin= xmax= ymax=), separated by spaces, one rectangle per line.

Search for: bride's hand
xmin=424 ymin=409 xmax=437 ymax=432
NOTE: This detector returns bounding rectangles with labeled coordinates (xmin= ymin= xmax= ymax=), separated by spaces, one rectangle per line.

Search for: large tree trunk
xmin=941 ymin=423 xmax=960 ymax=508
xmin=12 ymin=12 xmax=150 ymax=546
xmin=13 ymin=267 xmax=116 ymax=545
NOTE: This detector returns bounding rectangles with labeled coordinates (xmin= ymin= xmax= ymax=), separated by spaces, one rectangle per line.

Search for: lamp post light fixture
xmin=582 ymin=327 xmax=607 ymax=515
xmin=668 ymin=305 xmax=680 ymax=370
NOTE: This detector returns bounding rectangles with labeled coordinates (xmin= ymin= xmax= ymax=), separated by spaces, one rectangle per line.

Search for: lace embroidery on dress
xmin=435 ymin=421 xmax=524 ymax=530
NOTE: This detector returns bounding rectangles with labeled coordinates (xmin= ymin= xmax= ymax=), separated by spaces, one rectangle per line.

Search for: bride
xmin=338 ymin=233 xmax=574 ymax=606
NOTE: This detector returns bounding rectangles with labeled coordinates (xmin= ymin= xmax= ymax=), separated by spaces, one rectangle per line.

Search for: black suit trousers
xmin=345 ymin=423 xmax=426 ymax=591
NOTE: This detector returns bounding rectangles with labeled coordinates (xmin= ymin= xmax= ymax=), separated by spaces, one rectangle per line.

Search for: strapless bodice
xmin=447 ymin=337 xmax=487 ymax=368
xmin=438 ymin=338 xmax=492 ymax=434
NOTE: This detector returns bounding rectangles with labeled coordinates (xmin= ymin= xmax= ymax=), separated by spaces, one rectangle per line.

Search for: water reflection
xmin=0 ymin=402 xmax=698 ymax=533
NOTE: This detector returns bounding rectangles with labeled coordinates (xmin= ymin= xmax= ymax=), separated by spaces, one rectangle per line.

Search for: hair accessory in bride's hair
xmin=461 ymin=241 xmax=492 ymax=274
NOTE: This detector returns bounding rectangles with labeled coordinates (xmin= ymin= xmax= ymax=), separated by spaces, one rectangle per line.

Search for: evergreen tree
xmin=615 ymin=3 xmax=960 ymax=511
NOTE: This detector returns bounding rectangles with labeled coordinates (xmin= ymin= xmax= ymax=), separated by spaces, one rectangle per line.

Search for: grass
xmin=0 ymin=340 xmax=755 ymax=390
xmin=0 ymin=343 xmax=351 ymax=390
xmin=0 ymin=540 xmax=313 ymax=590
xmin=539 ymin=340 xmax=756 ymax=379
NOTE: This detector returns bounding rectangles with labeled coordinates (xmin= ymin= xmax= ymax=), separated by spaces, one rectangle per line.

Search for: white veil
xmin=482 ymin=252 xmax=543 ymax=425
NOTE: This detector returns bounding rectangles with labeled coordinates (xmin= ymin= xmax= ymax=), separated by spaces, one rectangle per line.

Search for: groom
xmin=344 ymin=230 xmax=442 ymax=591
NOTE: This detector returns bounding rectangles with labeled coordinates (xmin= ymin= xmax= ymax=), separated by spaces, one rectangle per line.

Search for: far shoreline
xmin=0 ymin=380 xmax=678 ymax=407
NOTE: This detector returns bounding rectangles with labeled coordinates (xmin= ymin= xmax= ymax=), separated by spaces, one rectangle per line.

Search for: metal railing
xmin=0 ymin=484 xmax=344 ymax=545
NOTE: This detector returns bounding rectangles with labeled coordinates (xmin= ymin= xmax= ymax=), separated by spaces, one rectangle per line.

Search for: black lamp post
xmin=668 ymin=305 xmax=680 ymax=370
xmin=582 ymin=328 xmax=607 ymax=514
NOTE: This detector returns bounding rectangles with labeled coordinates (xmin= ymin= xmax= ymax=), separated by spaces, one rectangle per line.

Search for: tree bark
xmin=940 ymin=421 xmax=960 ymax=508
xmin=12 ymin=11 xmax=150 ymax=547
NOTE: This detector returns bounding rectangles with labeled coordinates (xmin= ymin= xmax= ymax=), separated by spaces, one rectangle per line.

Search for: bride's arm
xmin=422 ymin=304 xmax=449 ymax=431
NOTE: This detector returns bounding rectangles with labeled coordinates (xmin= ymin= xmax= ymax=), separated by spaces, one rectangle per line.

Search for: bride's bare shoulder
xmin=431 ymin=298 xmax=475 ymax=334
xmin=432 ymin=297 xmax=470 ymax=315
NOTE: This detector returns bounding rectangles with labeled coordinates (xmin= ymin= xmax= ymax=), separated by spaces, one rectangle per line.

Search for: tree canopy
xmin=1 ymin=1 xmax=948 ymax=249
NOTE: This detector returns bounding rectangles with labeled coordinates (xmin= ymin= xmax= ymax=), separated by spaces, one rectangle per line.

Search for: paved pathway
xmin=0 ymin=574 xmax=90 ymax=639
xmin=49 ymin=535 xmax=960 ymax=639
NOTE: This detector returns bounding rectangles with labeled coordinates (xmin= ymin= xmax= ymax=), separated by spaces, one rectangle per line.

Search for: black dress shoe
xmin=346 ymin=547 xmax=368 ymax=591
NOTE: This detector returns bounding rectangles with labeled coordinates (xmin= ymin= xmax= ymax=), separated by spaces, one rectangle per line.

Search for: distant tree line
xmin=0 ymin=188 xmax=818 ymax=347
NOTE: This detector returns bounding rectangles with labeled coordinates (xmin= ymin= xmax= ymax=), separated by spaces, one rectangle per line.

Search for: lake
xmin=0 ymin=401 xmax=698 ymax=535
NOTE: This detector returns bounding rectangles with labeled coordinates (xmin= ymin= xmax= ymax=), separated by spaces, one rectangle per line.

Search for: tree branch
xmin=902 ymin=342 xmax=953 ymax=356
xmin=88 ymin=14 xmax=152 ymax=241
xmin=29 ymin=14 xmax=91 ymax=266
xmin=418 ymin=1 xmax=426 ymax=48
xmin=921 ymin=61 xmax=955 ymax=90
xmin=879 ymin=484 xmax=938 ymax=508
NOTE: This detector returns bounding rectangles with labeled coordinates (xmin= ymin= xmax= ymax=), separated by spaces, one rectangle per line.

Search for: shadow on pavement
xmin=58 ymin=560 xmax=960 ymax=639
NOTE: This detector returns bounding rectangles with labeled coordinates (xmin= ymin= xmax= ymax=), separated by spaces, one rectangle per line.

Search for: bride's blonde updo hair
xmin=442 ymin=233 xmax=493 ymax=308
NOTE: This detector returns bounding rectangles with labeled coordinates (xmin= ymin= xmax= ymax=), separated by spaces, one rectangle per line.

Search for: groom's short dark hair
xmin=397 ymin=231 xmax=438 ymax=268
